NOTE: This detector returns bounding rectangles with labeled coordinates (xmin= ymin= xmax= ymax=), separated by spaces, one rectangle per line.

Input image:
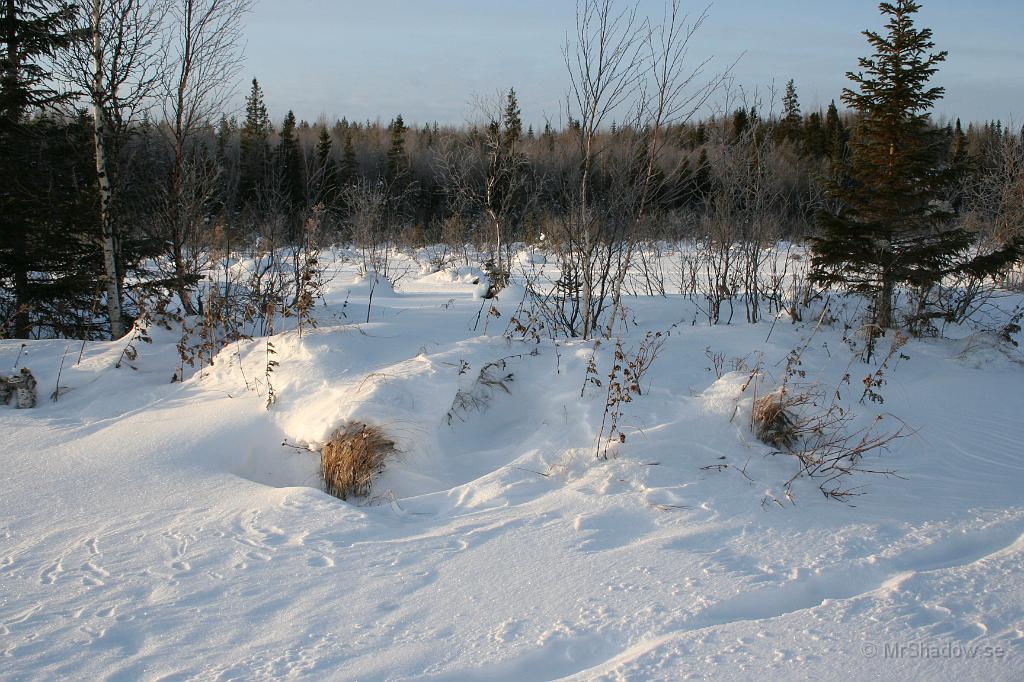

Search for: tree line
xmin=1 ymin=0 xmax=1021 ymax=342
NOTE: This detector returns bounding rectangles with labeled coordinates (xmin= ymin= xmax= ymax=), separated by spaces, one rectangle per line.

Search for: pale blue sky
xmin=241 ymin=0 xmax=1023 ymax=127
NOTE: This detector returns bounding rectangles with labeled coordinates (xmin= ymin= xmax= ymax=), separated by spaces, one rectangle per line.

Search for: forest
xmin=3 ymin=0 xmax=1021 ymax=345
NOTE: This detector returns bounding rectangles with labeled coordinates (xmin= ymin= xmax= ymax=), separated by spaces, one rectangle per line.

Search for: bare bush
xmin=320 ymin=423 xmax=397 ymax=501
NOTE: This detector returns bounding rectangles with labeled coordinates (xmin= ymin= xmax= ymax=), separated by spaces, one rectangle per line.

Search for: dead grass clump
xmin=752 ymin=389 xmax=798 ymax=450
xmin=320 ymin=423 xmax=396 ymax=500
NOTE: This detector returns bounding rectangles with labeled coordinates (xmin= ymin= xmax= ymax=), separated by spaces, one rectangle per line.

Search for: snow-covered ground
xmin=2 ymin=248 xmax=1023 ymax=680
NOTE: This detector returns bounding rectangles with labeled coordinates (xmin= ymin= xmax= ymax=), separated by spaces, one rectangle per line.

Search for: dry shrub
xmin=320 ymin=423 xmax=396 ymax=500
xmin=746 ymin=379 xmax=908 ymax=502
xmin=752 ymin=389 xmax=797 ymax=449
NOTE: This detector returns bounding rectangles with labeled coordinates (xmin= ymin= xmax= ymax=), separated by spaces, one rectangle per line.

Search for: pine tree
xmin=239 ymin=78 xmax=271 ymax=205
xmin=811 ymin=0 xmax=1020 ymax=331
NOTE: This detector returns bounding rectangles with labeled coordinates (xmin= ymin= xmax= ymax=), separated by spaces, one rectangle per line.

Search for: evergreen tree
xmin=824 ymin=100 xmax=847 ymax=161
xmin=693 ymin=122 xmax=707 ymax=147
xmin=503 ymin=87 xmax=522 ymax=153
xmin=0 ymin=0 xmax=78 ymax=123
xmin=1 ymin=0 xmax=81 ymax=337
xmin=950 ymin=117 xmax=968 ymax=166
xmin=692 ymin=147 xmax=713 ymax=203
xmin=542 ymin=121 xmax=555 ymax=152
xmin=803 ymin=111 xmax=826 ymax=157
xmin=1 ymin=114 xmax=104 ymax=338
xmin=731 ymin=108 xmax=749 ymax=143
xmin=276 ymin=110 xmax=304 ymax=213
xmin=777 ymin=79 xmax=802 ymax=144
xmin=213 ymin=116 xmax=238 ymax=216
xmin=314 ymin=125 xmax=339 ymax=209
xmin=811 ymin=0 xmax=1020 ymax=331
xmin=385 ymin=113 xmax=407 ymax=182
xmin=239 ymin=78 xmax=271 ymax=205
xmin=339 ymin=129 xmax=357 ymax=188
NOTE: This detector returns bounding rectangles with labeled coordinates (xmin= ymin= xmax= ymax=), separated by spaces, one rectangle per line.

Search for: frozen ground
xmin=2 ymin=248 xmax=1023 ymax=680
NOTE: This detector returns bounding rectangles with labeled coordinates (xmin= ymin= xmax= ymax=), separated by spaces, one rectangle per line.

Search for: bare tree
xmin=437 ymin=93 xmax=536 ymax=293
xmin=556 ymin=0 xmax=724 ymax=338
xmin=161 ymin=0 xmax=252 ymax=314
xmin=605 ymin=0 xmax=729 ymax=330
xmin=557 ymin=0 xmax=646 ymax=337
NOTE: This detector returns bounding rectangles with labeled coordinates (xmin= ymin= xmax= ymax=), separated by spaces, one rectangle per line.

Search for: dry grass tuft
xmin=752 ymin=389 xmax=798 ymax=450
xmin=320 ymin=423 xmax=397 ymax=500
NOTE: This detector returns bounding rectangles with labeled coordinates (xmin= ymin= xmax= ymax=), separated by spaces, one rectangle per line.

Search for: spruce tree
xmin=811 ymin=0 xmax=1020 ymax=330
xmin=731 ymin=108 xmax=749 ymax=143
xmin=239 ymin=78 xmax=271 ymax=206
xmin=339 ymin=129 xmax=357 ymax=188
xmin=693 ymin=147 xmax=713 ymax=203
xmin=1 ymin=0 xmax=81 ymax=337
xmin=824 ymin=100 xmax=847 ymax=161
xmin=314 ymin=125 xmax=339 ymax=209
xmin=0 ymin=0 xmax=77 ymax=123
xmin=385 ymin=114 xmax=407 ymax=182
xmin=542 ymin=121 xmax=555 ymax=152
xmin=777 ymin=79 xmax=802 ymax=145
xmin=503 ymin=87 xmax=522 ymax=153
xmin=276 ymin=110 xmax=304 ymax=213
xmin=803 ymin=111 xmax=826 ymax=157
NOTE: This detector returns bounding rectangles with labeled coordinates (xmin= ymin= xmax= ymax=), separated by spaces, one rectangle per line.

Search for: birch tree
xmin=60 ymin=0 xmax=167 ymax=338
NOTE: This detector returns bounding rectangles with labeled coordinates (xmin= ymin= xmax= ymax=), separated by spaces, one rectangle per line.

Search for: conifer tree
xmin=824 ymin=100 xmax=847 ymax=161
xmin=542 ymin=121 xmax=555 ymax=152
xmin=239 ymin=78 xmax=271 ymax=205
xmin=339 ymin=129 xmax=357 ymax=188
xmin=503 ymin=87 xmax=522 ymax=153
xmin=693 ymin=147 xmax=713 ymax=202
xmin=385 ymin=114 xmax=407 ymax=182
xmin=276 ymin=110 xmax=304 ymax=213
xmin=213 ymin=115 xmax=237 ymax=215
xmin=731 ymin=108 xmax=749 ymax=143
xmin=314 ymin=125 xmax=339 ymax=209
xmin=803 ymin=111 xmax=826 ymax=157
xmin=811 ymin=0 xmax=1020 ymax=331
xmin=1 ymin=0 xmax=81 ymax=337
xmin=777 ymin=79 xmax=802 ymax=144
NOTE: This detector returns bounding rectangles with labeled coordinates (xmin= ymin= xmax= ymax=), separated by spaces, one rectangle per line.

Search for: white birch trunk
xmin=91 ymin=0 xmax=124 ymax=338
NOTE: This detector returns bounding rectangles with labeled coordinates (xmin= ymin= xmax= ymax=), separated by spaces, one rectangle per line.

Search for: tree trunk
xmin=11 ymin=228 xmax=31 ymax=338
xmin=877 ymin=278 xmax=895 ymax=330
xmin=90 ymin=0 xmax=124 ymax=339
xmin=4 ymin=0 xmax=30 ymax=337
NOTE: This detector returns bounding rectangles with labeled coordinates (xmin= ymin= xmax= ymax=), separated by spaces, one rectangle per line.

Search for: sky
xmin=240 ymin=0 xmax=1023 ymax=128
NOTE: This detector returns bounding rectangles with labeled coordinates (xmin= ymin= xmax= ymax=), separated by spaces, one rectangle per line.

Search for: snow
xmin=2 ymin=249 xmax=1023 ymax=680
